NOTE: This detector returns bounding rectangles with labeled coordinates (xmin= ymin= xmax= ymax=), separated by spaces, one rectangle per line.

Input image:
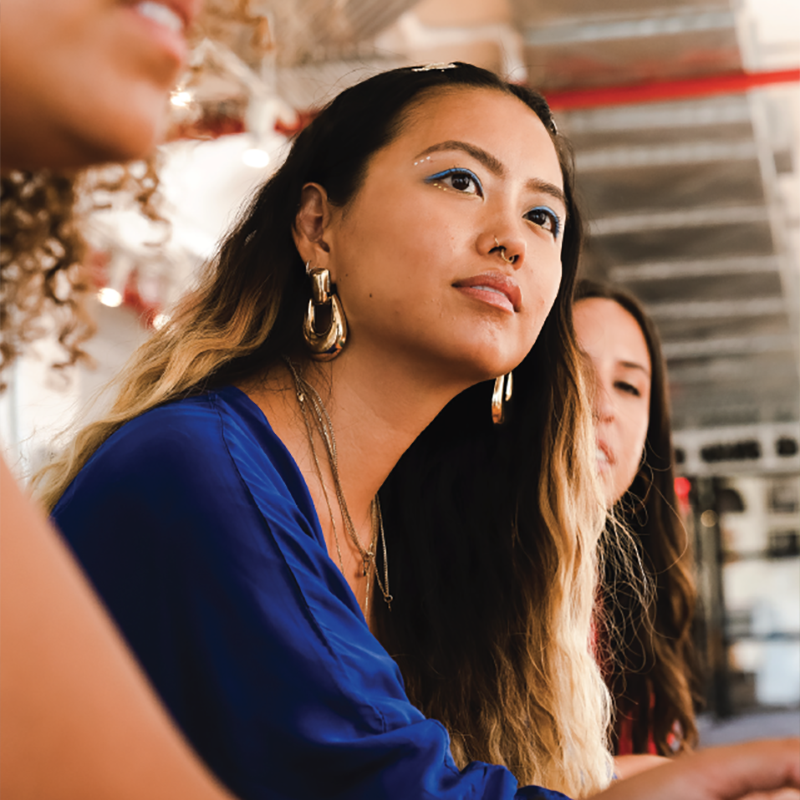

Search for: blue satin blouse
xmin=53 ymin=385 xmax=570 ymax=800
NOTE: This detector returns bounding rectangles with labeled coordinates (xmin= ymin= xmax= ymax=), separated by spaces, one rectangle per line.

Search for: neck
xmin=252 ymin=349 xmax=466 ymax=511
xmin=239 ymin=346 xmax=472 ymax=609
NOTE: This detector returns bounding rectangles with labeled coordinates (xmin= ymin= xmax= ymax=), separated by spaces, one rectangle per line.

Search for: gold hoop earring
xmin=491 ymin=371 xmax=513 ymax=425
xmin=302 ymin=265 xmax=348 ymax=361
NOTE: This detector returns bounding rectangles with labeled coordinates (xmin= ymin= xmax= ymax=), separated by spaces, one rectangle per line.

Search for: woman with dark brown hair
xmin=32 ymin=60 xmax=798 ymax=800
xmin=574 ymin=280 xmax=700 ymax=762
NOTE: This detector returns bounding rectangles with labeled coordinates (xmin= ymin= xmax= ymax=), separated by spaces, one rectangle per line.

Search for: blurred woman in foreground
xmin=1 ymin=0 xmax=236 ymax=797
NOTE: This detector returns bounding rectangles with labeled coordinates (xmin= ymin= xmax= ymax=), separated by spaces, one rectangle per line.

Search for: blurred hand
xmin=613 ymin=753 xmax=670 ymax=780
xmin=594 ymin=739 xmax=800 ymax=800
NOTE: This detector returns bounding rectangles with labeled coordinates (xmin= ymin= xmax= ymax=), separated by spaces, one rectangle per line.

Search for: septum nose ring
xmin=493 ymin=236 xmax=516 ymax=265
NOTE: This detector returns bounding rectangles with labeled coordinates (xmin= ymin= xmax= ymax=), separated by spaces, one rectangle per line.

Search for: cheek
xmin=522 ymin=251 xmax=562 ymax=334
xmin=49 ymin=30 xmax=173 ymax=158
xmin=630 ymin=400 xmax=650 ymax=458
xmin=337 ymin=194 xmax=463 ymax=302
xmin=616 ymin=410 xmax=649 ymax=494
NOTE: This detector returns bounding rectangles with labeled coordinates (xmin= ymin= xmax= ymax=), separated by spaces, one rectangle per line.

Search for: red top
xmin=592 ymin=602 xmax=659 ymax=756
xmin=615 ymin=701 xmax=658 ymax=756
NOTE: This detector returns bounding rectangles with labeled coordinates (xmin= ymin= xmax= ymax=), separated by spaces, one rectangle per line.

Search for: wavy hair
xmin=0 ymin=159 xmax=163 ymax=389
xmin=575 ymin=280 xmax=701 ymax=756
xmin=0 ymin=0 xmax=300 ymax=390
xmin=34 ymin=64 xmax=611 ymax=796
xmin=0 ymin=170 xmax=94 ymax=388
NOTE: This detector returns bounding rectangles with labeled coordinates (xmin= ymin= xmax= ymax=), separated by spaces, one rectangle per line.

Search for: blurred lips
xmin=126 ymin=0 xmax=199 ymax=66
xmin=597 ymin=440 xmax=614 ymax=470
xmin=454 ymin=272 xmax=522 ymax=313
xmin=132 ymin=0 xmax=198 ymax=29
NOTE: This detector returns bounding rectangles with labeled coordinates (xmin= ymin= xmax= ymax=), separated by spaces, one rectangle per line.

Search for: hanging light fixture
xmin=242 ymin=146 xmax=271 ymax=168
xmin=97 ymin=287 xmax=123 ymax=307
xmin=170 ymin=88 xmax=194 ymax=107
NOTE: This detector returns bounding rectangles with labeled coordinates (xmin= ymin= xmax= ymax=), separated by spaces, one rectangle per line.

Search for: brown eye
xmin=525 ymin=206 xmax=561 ymax=237
xmin=615 ymin=381 xmax=641 ymax=397
xmin=426 ymin=168 xmax=483 ymax=197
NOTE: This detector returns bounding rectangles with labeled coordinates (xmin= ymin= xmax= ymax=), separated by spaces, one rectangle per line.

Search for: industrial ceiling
xmin=222 ymin=0 xmax=799 ymax=472
xmin=83 ymin=0 xmax=800 ymax=476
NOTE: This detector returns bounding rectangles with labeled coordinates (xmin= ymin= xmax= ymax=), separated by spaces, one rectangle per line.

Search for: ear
xmin=293 ymin=183 xmax=334 ymax=269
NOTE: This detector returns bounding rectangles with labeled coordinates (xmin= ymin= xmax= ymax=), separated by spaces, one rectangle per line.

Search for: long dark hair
xmin=575 ymin=279 xmax=701 ymax=755
xmin=37 ymin=64 xmax=612 ymax=794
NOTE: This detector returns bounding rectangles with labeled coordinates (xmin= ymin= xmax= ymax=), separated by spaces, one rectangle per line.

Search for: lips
xmin=166 ymin=0 xmax=201 ymax=30
xmin=596 ymin=440 xmax=615 ymax=469
xmin=132 ymin=0 xmax=199 ymax=31
xmin=453 ymin=272 xmax=522 ymax=313
xmin=126 ymin=0 xmax=200 ymax=69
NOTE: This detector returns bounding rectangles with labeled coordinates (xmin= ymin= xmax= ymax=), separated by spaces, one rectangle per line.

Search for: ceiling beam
xmin=562 ymin=95 xmax=751 ymax=134
xmin=524 ymin=9 xmax=735 ymax=46
xmin=662 ymin=333 xmax=798 ymax=359
xmin=591 ymin=204 xmax=770 ymax=235
xmin=544 ymin=68 xmax=800 ymax=111
xmin=610 ymin=255 xmax=782 ymax=282
xmin=576 ymin=139 xmax=758 ymax=171
xmin=649 ymin=297 xmax=786 ymax=320
xmin=668 ymin=358 xmax=799 ymax=385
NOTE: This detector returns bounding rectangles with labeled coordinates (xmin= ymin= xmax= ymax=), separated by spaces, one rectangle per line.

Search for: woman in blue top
xmin=34 ymin=63 xmax=798 ymax=800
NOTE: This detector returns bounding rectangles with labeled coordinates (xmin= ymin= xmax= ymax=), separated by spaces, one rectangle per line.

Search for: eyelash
xmin=525 ymin=206 xmax=561 ymax=238
xmin=615 ymin=380 xmax=641 ymax=397
xmin=425 ymin=168 xmax=562 ymax=238
xmin=426 ymin=168 xmax=483 ymax=196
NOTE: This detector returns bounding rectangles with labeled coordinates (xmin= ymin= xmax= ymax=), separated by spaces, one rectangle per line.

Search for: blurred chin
xmin=69 ymin=103 xmax=164 ymax=168
xmin=603 ymin=479 xmax=620 ymax=509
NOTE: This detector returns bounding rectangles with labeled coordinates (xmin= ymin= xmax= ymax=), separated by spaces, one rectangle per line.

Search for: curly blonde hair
xmin=0 ymin=170 xmax=94 ymax=388
xmin=0 ymin=155 xmax=166 ymax=389
xmin=0 ymin=0 xmax=268 ymax=389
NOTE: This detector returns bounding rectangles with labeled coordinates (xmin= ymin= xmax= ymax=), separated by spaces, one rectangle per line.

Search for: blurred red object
xmin=674 ymin=476 xmax=692 ymax=511
xmin=545 ymin=67 xmax=800 ymax=110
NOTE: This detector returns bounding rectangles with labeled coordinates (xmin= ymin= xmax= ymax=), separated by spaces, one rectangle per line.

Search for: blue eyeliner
xmin=425 ymin=167 xmax=483 ymax=194
xmin=527 ymin=205 xmax=562 ymax=238
xmin=425 ymin=168 xmax=562 ymax=237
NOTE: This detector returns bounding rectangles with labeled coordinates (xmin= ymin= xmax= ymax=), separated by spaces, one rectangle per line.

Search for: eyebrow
xmin=414 ymin=139 xmax=568 ymax=212
xmin=619 ymin=360 xmax=651 ymax=378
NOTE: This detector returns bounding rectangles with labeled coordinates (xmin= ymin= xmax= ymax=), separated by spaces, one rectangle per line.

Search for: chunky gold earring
xmin=302 ymin=265 xmax=348 ymax=361
xmin=491 ymin=371 xmax=513 ymax=425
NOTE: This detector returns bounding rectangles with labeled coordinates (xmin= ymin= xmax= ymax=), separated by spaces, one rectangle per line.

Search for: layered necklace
xmin=285 ymin=359 xmax=392 ymax=618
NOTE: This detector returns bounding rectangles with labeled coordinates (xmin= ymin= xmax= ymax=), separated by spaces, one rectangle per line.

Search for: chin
xmin=459 ymin=332 xmax=529 ymax=378
xmin=448 ymin=350 xmax=524 ymax=391
xmin=71 ymin=82 xmax=168 ymax=166
xmin=83 ymin=116 xmax=161 ymax=167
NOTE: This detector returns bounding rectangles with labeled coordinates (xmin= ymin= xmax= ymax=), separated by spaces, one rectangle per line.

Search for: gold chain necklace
xmin=285 ymin=359 xmax=392 ymax=617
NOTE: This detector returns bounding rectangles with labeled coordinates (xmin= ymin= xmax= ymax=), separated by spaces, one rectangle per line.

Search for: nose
xmin=594 ymin=379 xmax=615 ymax=424
xmin=477 ymin=230 xmax=526 ymax=270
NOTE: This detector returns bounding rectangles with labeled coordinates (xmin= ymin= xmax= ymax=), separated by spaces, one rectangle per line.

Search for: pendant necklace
xmin=285 ymin=359 xmax=392 ymax=618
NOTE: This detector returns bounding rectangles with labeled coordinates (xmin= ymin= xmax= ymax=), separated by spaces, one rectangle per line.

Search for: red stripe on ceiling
xmin=544 ymin=67 xmax=800 ymax=110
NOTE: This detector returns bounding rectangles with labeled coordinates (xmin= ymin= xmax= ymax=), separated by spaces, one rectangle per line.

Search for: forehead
xmin=574 ymin=297 xmax=651 ymax=368
xmin=377 ymin=87 xmax=564 ymax=189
